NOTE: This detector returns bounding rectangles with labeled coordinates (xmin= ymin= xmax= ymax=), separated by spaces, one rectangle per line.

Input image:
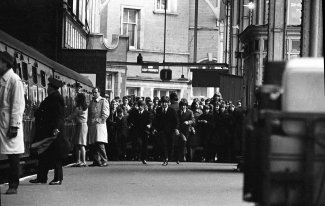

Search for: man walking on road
xmin=153 ymin=96 xmax=179 ymax=166
xmin=0 ymin=51 xmax=25 ymax=194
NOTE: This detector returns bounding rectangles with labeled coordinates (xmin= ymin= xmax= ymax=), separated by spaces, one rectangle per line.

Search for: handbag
xmin=31 ymin=136 xmax=57 ymax=155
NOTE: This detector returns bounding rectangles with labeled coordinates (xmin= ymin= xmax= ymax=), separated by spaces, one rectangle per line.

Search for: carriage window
xmin=22 ymin=62 xmax=28 ymax=81
xmin=15 ymin=63 xmax=22 ymax=78
xmin=29 ymin=85 xmax=38 ymax=107
xmin=38 ymin=87 xmax=46 ymax=102
xmin=32 ymin=66 xmax=38 ymax=84
xmin=40 ymin=70 xmax=46 ymax=87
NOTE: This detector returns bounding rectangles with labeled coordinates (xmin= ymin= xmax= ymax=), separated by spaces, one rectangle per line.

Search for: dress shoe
xmin=6 ymin=188 xmax=17 ymax=195
xmin=100 ymin=162 xmax=109 ymax=167
xmin=49 ymin=180 xmax=62 ymax=185
xmin=29 ymin=179 xmax=47 ymax=184
xmin=142 ymin=160 xmax=147 ymax=164
xmin=162 ymin=161 xmax=168 ymax=166
xmin=89 ymin=162 xmax=101 ymax=167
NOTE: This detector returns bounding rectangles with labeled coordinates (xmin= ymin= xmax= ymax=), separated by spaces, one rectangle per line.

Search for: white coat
xmin=0 ymin=69 xmax=25 ymax=154
xmin=88 ymin=96 xmax=109 ymax=144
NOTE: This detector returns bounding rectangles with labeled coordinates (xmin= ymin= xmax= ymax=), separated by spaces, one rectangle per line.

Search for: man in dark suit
xmin=176 ymin=98 xmax=195 ymax=163
xmin=153 ymin=96 xmax=179 ymax=166
xmin=132 ymin=100 xmax=152 ymax=164
xmin=30 ymin=77 xmax=69 ymax=185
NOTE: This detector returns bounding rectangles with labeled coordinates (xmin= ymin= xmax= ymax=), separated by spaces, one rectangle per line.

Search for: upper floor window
xmin=154 ymin=0 xmax=177 ymax=13
xmin=66 ymin=0 xmax=86 ymax=24
xmin=122 ymin=8 xmax=140 ymax=49
xmin=287 ymin=0 xmax=302 ymax=25
xmin=156 ymin=0 xmax=167 ymax=10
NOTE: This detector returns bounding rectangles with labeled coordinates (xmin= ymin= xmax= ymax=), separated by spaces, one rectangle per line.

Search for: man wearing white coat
xmin=88 ymin=87 xmax=110 ymax=166
xmin=0 ymin=51 xmax=25 ymax=194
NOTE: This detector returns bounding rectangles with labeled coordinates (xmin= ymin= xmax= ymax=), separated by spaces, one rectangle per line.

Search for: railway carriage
xmin=0 ymin=30 xmax=94 ymax=165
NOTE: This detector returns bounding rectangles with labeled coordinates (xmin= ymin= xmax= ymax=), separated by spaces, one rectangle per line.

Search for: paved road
xmin=0 ymin=161 xmax=254 ymax=206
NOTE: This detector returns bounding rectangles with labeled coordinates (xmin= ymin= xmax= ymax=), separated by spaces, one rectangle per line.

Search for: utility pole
xmin=163 ymin=1 xmax=167 ymax=63
xmin=194 ymin=0 xmax=198 ymax=63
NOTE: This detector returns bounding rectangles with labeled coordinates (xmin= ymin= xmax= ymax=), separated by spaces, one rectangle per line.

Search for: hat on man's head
xmin=48 ymin=77 xmax=64 ymax=89
xmin=0 ymin=51 xmax=14 ymax=67
xmin=73 ymin=82 xmax=82 ymax=89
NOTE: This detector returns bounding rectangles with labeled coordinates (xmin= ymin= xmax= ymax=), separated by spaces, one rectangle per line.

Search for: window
xmin=287 ymin=0 xmax=302 ymax=25
xmin=286 ymin=39 xmax=301 ymax=59
xmin=291 ymin=40 xmax=300 ymax=51
xmin=40 ymin=71 xmax=46 ymax=87
xmin=193 ymin=87 xmax=207 ymax=97
xmin=32 ymin=66 xmax=38 ymax=84
xmin=64 ymin=18 xmax=87 ymax=49
xmin=106 ymin=74 xmax=112 ymax=90
xmin=263 ymin=39 xmax=268 ymax=52
xmin=122 ymin=8 xmax=140 ymax=49
xmin=155 ymin=0 xmax=177 ymax=13
xmin=127 ymin=87 xmax=139 ymax=96
xmin=22 ymin=62 xmax=28 ymax=81
xmin=254 ymin=40 xmax=260 ymax=51
xmin=156 ymin=0 xmax=167 ymax=10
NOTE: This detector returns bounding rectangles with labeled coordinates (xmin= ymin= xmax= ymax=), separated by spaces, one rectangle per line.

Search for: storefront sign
xmin=141 ymin=65 xmax=159 ymax=73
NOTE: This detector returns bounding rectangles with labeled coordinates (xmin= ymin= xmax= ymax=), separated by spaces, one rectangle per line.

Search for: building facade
xmin=229 ymin=0 xmax=305 ymax=108
xmin=101 ymin=0 xmax=225 ymax=101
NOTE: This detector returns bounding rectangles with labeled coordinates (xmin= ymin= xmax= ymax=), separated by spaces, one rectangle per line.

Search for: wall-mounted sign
xmin=141 ymin=65 xmax=159 ymax=73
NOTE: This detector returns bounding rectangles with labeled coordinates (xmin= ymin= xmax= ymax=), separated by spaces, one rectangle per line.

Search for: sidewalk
xmin=0 ymin=161 xmax=254 ymax=206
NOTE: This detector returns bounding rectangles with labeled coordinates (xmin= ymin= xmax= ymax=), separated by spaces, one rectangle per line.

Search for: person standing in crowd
xmin=133 ymin=100 xmax=152 ymax=164
xmin=147 ymin=101 xmax=160 ymax=160
xmin=30 ymin=77 xmax=69 ymax=185
xmin=206 ymin=103 xmax=221 ymax=162
xmin=188 ymin=100 xmax=203 ymax=161
xmin=214 ymin=103 xmax=231 ymax=162
xmin=0 ymin=51 xmax=25 ymax=194
xmin=227 ymin=103 xmax=237 ymax=162
xmin=66 ymin=93 xmax=88 ymax=167
xmin=121 ymin=96 xmax=131 ymax=116
xmin=169 ymin=92 xmax=179 ymax=111
xmin=127 ymin=101 xmax=139 ymax=160
xmin=88 ymin=87 xmax=110 ymax=167
xmin=114 ymin=107 xmax=128 ymax=160
xmin=197 ymin=105 xmax=215 ymax=162
xmin=176 ymin=98 xmax=194 ymax=164
xmin=106 ymin=99 xmax=119 ymax=160
xmin=234 ymin=101 xmax=246 ymax=163
xmin=153 ymin=96 xmax=179 ymax=166
xmin=74 ymin=82 xmax=83 ymax=94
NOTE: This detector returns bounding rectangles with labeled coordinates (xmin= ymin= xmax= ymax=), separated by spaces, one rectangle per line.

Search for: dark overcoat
xmin=34 ymin=90 xmax=69 ymax=159
xmin=153 ymin=107 xmax=179 ymax=135
xmin=133 ymin=110 xmax=152 ymax=136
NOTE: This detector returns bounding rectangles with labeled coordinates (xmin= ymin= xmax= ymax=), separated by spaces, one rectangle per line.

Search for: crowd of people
xmin=102 ymin=92 xmax=246 ymax=166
